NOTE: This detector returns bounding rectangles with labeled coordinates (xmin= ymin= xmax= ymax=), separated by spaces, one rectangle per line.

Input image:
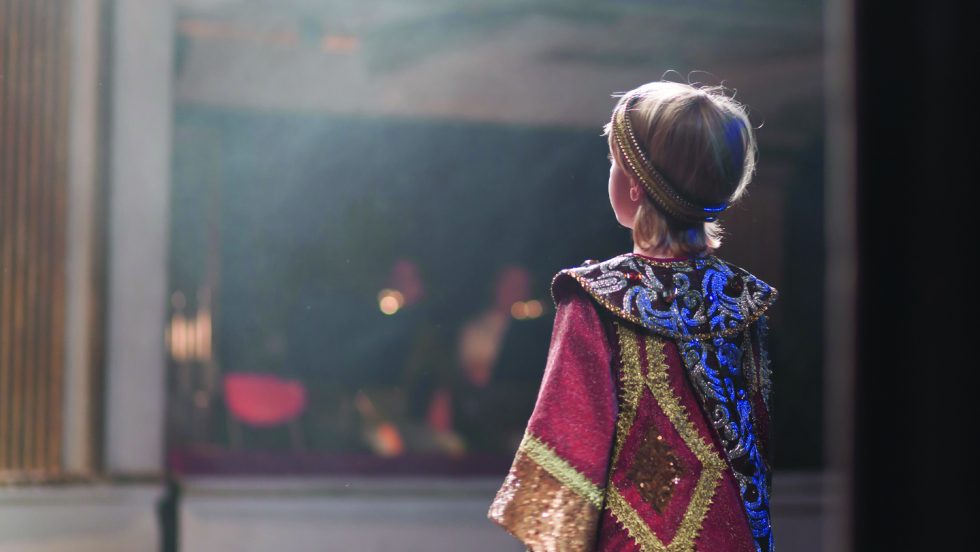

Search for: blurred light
xmin=378 ymin=288 xmax=405 ymax=315
xmin=353 ymin=390 xmax=404 ymax=456
xmin=510 ymin=299 xmax=543 ymax=320
xmin=168 ymin=288 xmax=214 ymax=362
xmin=379 ymin=296 xmax=399 ymax=314
xmin=196 ymin=307 xmax=212 ymax=360
xmin=374 ymin=422 xmax=404 ymax=457
xmin=171 ymin=312 xmax=189 ymax=362
xmin=510 ymin=301 xmax=527 ymax=319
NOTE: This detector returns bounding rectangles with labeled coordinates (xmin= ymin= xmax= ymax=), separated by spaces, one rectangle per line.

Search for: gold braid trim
xmin=611 ymin=93 xmax=723 ymax=223
xmin=613 ymin=111 xmax=687 ymax=222
xmin=520 ymin=430 xmax=605 ymax=509
xmin=607 ymin=484 xmax=669 ymax=552
xmin=605 ymin=325 xmax=727 ymax=552
xmin=611 ymin=322 xmax=646 ymax=468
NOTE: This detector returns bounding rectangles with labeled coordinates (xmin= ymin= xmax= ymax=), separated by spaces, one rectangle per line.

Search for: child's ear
xmin=629 ymin=185 xmax=641 ymax=202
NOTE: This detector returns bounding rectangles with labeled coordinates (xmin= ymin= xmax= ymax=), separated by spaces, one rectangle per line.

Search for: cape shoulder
xmin=550 ymin=253 xmax=777 ymax=341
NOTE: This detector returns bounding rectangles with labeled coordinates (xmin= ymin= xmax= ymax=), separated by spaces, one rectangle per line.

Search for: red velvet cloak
xmin=488 ymin=252 xmax=777 ymax=552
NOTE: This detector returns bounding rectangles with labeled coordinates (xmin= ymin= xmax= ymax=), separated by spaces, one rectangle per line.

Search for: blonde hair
xmin=602 ymin=80 xmax=758 ymax=255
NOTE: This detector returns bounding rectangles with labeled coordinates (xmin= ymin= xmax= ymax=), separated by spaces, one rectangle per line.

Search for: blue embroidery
xmin=683 ymin=333 xmax=774 ymax=552
xmin=559 ymin=254 xmax=775 ymax=341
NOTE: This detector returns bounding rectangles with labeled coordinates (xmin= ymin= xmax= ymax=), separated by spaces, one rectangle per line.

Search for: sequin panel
xmin=488 ymin=448 xmax=601 ymax=552
xmin=626 ymin=424 xmax=685 ymax=514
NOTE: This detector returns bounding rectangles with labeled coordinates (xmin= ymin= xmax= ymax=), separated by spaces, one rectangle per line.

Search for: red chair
xmin=223 ymin=372 xmax=307 ymax=449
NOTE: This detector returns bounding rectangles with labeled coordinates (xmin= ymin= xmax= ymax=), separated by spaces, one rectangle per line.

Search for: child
xmin=487 ymin=80 xmax=777 ymax=552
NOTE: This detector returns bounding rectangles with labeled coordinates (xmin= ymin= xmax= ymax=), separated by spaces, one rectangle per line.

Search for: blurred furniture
xmin=223 ymin=373 xmax=308 ymax=450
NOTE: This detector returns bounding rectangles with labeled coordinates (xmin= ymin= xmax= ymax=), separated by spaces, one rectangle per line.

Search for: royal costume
xmin=487 ymin=252 xmax=777 ymax=552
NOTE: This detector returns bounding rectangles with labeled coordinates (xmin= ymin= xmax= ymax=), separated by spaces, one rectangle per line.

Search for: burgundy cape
xmin=488 ymin=252 xmax=777 ymax=552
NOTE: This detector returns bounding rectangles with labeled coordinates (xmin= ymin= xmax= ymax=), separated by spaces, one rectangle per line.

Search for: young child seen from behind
xmin=488 ymin=79 xmax=778 ymax=552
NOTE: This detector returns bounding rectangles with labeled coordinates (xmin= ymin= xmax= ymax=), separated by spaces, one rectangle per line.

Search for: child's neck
xmin=632 ymin=244 xmax=688 ymax=260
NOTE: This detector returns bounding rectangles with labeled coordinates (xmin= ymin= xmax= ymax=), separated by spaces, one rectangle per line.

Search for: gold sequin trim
xmin=611 ymin=322 xmax=646 ymax=468
xmin=605 ymin=326 xmax=726 ymax=552
xmin=489 ymin=447 xmax=601 ymax=552
xmin=628 ymin=253 xmax=705 ymax=268
xmin=520 ymin=430 xmax=605 ymax=509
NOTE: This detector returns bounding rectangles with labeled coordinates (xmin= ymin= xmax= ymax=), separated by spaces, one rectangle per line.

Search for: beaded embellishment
xmin=550 ymin=253 xmax=777 ymax=342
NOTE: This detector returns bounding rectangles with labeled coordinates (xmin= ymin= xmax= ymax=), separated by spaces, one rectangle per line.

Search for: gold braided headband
xmin=611 ymin=92 xmax=728 ymax=223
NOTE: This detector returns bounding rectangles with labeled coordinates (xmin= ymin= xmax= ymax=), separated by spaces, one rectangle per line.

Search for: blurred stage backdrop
xmin=0 ymin=0 xmax=826 ymax=551
xmin=165 ymin=0 xmax=823 ymax=476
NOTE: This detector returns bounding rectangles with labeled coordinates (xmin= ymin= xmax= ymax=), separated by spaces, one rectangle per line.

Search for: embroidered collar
xmin=550 ymin=252 xmax=777 ymax=341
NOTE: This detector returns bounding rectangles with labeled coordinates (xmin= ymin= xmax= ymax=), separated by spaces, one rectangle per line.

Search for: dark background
xmin=854 ymin=0 xmax=978 ymax=548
